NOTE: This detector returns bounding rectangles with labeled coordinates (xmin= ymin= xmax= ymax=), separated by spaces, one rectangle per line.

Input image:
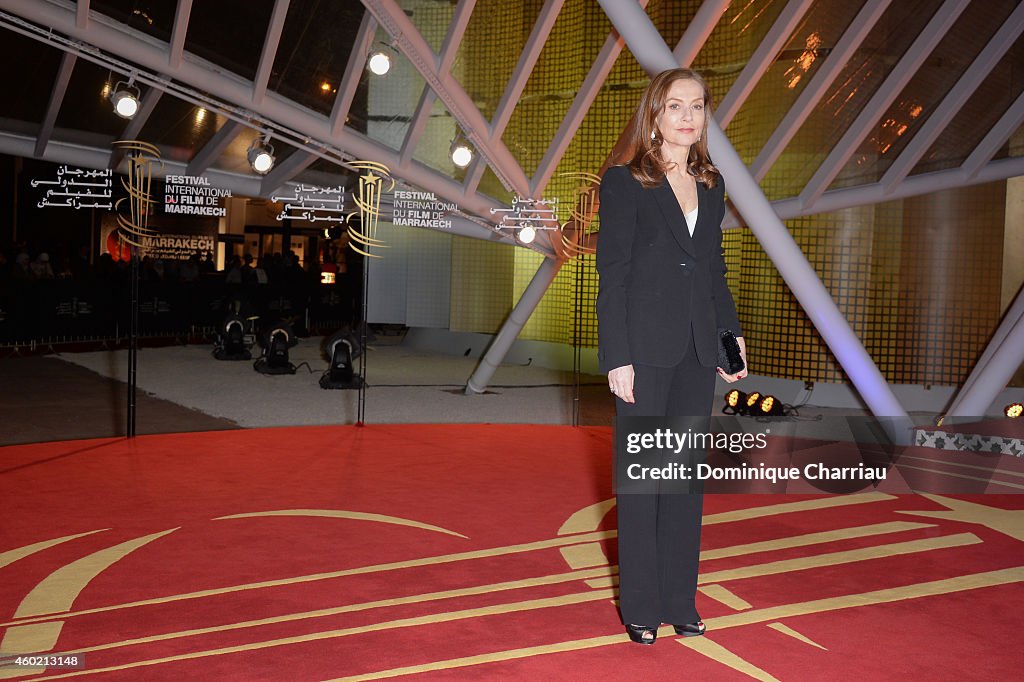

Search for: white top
xmin=684 ymin=206 xmax=698 ymax=237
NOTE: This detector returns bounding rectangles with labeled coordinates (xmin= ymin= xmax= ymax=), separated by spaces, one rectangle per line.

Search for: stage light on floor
xmin=254 ymin=321 xmax=296 ymax=375
xmin=320 ymin=328 xmax=363 ymax=389
xmin=110 ymin=80 xmax=141 ymax=119
xmin=744 ymin=391 xmax=761 ymax=412
xmin=247 ymin=136 xmax=275 ymax=174
xmin=212 ymin=314 xmax=251 ymax=361
xmin=722 ymin=388 xmax=746 ymax=415
xmin=757 ymin=394 xmax=784 ymax=416
xmin=1006 ymin=403 xmax=1023 ymax=419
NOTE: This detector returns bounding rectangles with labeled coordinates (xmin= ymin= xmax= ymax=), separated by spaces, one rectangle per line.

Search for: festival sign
xmin=164 ymin=174 xmax=232 ymax=217
xmin=32 ymin=166 xmax=114 ymax=209
xmin=271 ymin=184 xmax=346 ymax=225
xmin=392 ymin=189 xmax=457 ymax=230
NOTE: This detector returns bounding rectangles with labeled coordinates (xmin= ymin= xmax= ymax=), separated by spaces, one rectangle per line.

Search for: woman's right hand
xmin=608 ymin=364 xmax=635 ymax=404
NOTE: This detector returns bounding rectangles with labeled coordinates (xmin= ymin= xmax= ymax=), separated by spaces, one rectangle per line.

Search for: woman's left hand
xmin=717 ymin=336 xmax=748 ymax=383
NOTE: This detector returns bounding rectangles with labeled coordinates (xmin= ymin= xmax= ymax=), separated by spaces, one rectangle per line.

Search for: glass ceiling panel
xmin=405 ymin=0 xmax=455 ymax=53
xmin=53 ymin=58 xmax=131 ymax=142
xmin=185 ymin=1 xmax=275 ymax=82
xmin=827 ymin=0 xmax=1020 ymax=191
xmin=729 ymin=0 xmax=867 ymax=166
xmin=91 ymin=0 xmax=175 ymax=43
xmin=502 ymin=1 xmax=617 ymax=178
xmin=454 ymin=0 xmax=545 ymax=123
xmin=363 ymin=25 xmax=427 ymax=153
xmin=0 ymin=29 xmax=61 ymax=128
xmin=137 ymin=99 xmax=233 ymax=164
xmin=269 ymin=0 xmax=368 ymax=117
xmin=911 ymin=32 xmax=1024 ymax=176
xmin=760 ymin=0 xmax=943 ymax=200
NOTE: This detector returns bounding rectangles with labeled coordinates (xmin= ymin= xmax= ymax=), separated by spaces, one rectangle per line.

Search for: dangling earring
xmin=651 ymin=129 xmax=657 ymax=141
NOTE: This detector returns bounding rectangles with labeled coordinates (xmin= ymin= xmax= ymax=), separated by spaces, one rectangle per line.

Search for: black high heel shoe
xmin=625 ymin=623 xmax=658 ymax=645
xmin=673 ymin=621 xmax=706 ymax=637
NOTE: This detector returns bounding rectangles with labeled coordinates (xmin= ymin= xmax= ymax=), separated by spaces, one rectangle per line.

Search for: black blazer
xmin=595 ymin=164 xmax=741 ymax=374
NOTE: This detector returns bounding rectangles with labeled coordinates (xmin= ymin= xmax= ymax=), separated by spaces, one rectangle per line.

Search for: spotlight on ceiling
xmin=450 ymin=136 xmax=474 ymax=168
xmin=109 ymin=80 xmax=141 ymax=119
xmin=517 ymin=225 xmax=537 ymax=244
xmin=247 ymin=136 xmax=275 ymax=174
xmin=1006 ymin=402 xmax=1023 ymax=419
xmin=367 ymin=49 xmax=392 ymax=76
xmin=319 ymin=328 xmax=363 ymax=389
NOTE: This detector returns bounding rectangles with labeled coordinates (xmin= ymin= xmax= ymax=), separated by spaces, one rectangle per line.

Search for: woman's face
xmin=654 ymin=78 xmax=705 ymax=152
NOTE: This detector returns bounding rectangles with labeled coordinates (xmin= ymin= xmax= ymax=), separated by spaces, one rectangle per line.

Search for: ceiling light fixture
xmin=450 ymin=135 xmax=474 ymax=168
xmin=109 ymin=79 xmax=141 ymax=119
xmin=367 ymin=48 xmax=392 ymax=76
xmin=247 ymin=136 xmax=275 ymax=174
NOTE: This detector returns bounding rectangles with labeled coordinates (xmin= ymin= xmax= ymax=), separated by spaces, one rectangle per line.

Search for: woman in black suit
xmin=596 ymin=68 xmax=747 ymax=644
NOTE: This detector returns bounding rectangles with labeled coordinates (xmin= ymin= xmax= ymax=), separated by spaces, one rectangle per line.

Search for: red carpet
xmin=0 ymin=425 xmax=1022 ymax=680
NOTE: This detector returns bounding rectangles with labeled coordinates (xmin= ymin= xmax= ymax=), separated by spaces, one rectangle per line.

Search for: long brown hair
xmin=626 ymin=68 xmax=719 ymax=189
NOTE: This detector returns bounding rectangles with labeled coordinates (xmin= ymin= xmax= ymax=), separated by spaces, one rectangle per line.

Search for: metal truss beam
xmin=530 ymin=0 xmax=655 ymax=197
xmin=362 ymin=0 xmax=531 ymax=197
xmin=722 ymin=155 xmax=1024 ymax=229
xmin=465 ymin=0 xmax=563 ymax=193
xmin=0 ymin=0 xmax=545 ymax=254
xmin=716 ymin=0 xmax=813 ymax=128
xmin=962 ymin=89 xmax=1024 ymax=180
xmin=168 ymin=0 xmax=192 ymax=68
xmin=946 ymin=310 xmax=1024 ymax=418
xmin=35 ymin=51 xmax=76 ymax=158
xmin=881 ymin=2 xmax=1024 ymax=193
xmin=672 ymin=0 xmax=729 ymax=62
xmin=399 ymin=0 xmax=476 ymax=165
xmin=946 ymin=285 xmax=1024 ymax=418
xmin=598 ymin=0 xmax=910 ymax=424
xmin=186 ymin=119 xmax=243 ymax=176
xmin=253 ymin=0 xmax=290 ymax=104
xmin=329 ymin=10 xmax=377 ymax=137
xmin=750 ymin=0 xmax=892 ymax=182
xmin=75 ymin=0 xmax=87 ymax=27
xmin=799 ymin=0 xmax=969 ymax=210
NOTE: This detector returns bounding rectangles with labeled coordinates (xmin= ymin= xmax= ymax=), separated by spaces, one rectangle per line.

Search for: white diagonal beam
xmin=798 ymin=0 xmax=969 ymax=210
xmin=168 ymin=0 xmax=193 ymax=68
xmin=881 ymin=2 xmax=1024 ymax=193
xmin=0 ymin=0 xmax=546 ymax=253
xmin=598 ymin=0 xmax=910 ymax=424
xmin=76 ymin=0 xmax=87 ymax=27
xmin=750 ymin=0 xmax=892 ymax=182
xmin=362 ymin=0 xmax=531 ymax=197
xmin=962 ymin=89 xmax=1024 ymax=180
xmin=469 ymin=0 xmax=566 ymax=193
xmin=252 ymin=0 xmax=291 ymax=104
xmin=108 ymin=84 xmax=164 ymax=168
xmin=259 ymin=150 xmax=316 ymax=196
xmin=329 ymin=10 xmax=377 ymax=137
xmin=399 ymin=0 xmax=477 ymax=165
xmin=946 ymin=285 xmax=1024 ymax=418
xmin=529 ymin=0 xmax=652 ymax=197
xmin=946 ymin=313 xmax=1024 ymax=418
xmin=186 ymin=119 xmax=243 ymax=176
xmin=716 ymin=0 xmax=814 ymax=128
xmin=35 ymin=51 xmax=76 ymax=158
xmin=723 ymin=155 xmax=1024 ymax=229
xmin=672 ymin=0 xmax=729 ymax=62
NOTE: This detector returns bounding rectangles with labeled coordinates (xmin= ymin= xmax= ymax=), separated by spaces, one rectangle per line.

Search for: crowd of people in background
xmin=0 ymin=242 xmax=336 ymax=287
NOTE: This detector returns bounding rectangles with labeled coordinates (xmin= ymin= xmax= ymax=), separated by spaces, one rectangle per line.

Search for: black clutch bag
xmin=717 ymin=329 xmax=745 ymax=375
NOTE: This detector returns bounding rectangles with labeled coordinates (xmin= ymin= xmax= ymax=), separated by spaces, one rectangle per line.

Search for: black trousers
xmin=614 ymin=336 xmax=716 ymax=626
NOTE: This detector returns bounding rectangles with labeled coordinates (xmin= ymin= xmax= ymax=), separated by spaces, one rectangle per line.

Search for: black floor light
xmin=254 ymin=321 xmax=296 ymax=375
xmin=319 ymin=328 xmax=363 ymax=389
xmin=213 ymin=314 xmax=251 ymax=361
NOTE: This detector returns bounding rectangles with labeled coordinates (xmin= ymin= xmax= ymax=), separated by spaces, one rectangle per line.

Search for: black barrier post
xmin=356 ymin=257 xmax=368 ymax=426
xmin=127 ymin=247 xmax=139 ymax=437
